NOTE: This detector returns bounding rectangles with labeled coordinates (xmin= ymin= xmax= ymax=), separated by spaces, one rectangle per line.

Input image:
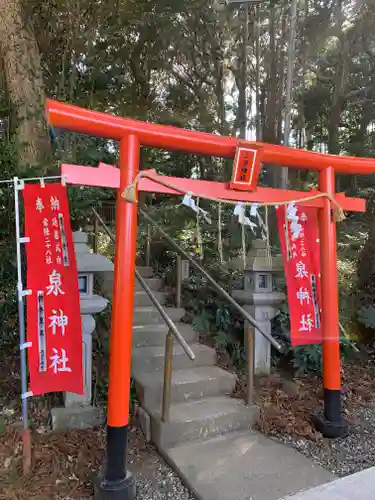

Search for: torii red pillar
xmin=313 ymin=166 xmax=344 ymax=436
xmin=46 ymin=98 xmax=375 ymax=498
xmin=103 ymin=135 xmax=139 ymax=495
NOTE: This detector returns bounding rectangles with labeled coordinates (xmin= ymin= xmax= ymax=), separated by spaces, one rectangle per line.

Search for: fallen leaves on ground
xmin=233 ymin=356 xmax=375 ymax=443
xmin=0 ymin=426 xmax=106 ymax=500
xmin=255 ymin=373 xmax=323 ymax=442
xmin=2 ymin=346 xmax=375 ymax=498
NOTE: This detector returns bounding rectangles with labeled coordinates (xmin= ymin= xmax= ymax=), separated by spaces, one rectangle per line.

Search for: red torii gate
xmin=46 ymin=99 xmax=374 ymax=500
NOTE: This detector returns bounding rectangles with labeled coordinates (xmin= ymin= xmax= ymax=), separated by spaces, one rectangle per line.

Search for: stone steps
xmin=97 ymin=269 xmax=164 ymax=299
xmin=132 ymin=342 xmax=216 ymax=373
xmin=132 ymin=323 xmax=197 ymax=348
xmin=131 ymin=267 xmax=259 ymax=456
xmin=135 ymin=277 xmax=164 ymax=291
xmin=132 ymin=306 xmax=185 ymax=326
xmin=133 ymin=290 xmax=167 ymax=307
xmin=150 ymin=396 xmax=259 ymax=450
xmin=98 ymin=258 xmax=333 ymax=500
xmin=136 ymin=266 xmax=154 ymax=278
xmin=98 ymin=265 xmax=277 ymax=499
xmin=133 ymin=365 xmax=236 ymax=409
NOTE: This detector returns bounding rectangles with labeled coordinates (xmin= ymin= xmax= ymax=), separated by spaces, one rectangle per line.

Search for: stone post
xmin=51 ymin=232 xmax=114 ymax=430
xmin=232 ymin=240 xmax=285 ymax=375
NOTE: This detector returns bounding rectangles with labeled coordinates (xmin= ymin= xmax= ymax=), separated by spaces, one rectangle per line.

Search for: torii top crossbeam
xmin=47 ymin=99 xmax=375 ymax=174
xmin=45 ymin=98 xmax=375 ymax=495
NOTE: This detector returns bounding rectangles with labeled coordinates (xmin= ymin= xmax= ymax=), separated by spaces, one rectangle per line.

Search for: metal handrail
xmin=140 ymin=209 xmax=283 ymax=353
xmin=91 ymin=208 xmax=195 ymax=360
xmin=91 ymin=207 xmax=196 ymax=421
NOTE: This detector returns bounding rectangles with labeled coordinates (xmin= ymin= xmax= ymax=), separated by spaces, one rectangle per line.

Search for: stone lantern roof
xmin=225 ymin=239 xmax=284 ymax=271
xmin=245 ymin=240 xmax=283 ymax=272
xmin=73 ymin=232 xmax=114 ymax=273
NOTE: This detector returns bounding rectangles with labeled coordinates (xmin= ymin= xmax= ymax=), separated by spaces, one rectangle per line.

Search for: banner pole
xmin=13 ymin=177 xmax=32 ymax=474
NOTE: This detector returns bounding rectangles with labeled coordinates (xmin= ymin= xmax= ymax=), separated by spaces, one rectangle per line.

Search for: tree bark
xmin=255 ymin=5 xmax=261 ymax=140
xmin=263 ymin=6 xmax=279 ymax=145
xmin=236 ymin=5 xmax=249 ymax=139
xmin=276 ymin=14 xmax=287 ymax=144
xmin=0 ymin=0 xmax=51 ymax=170
xmin=280 ymin=0 xmax=298 ymax=189
xmin=327 ymin=0 xmax=350 ymax=156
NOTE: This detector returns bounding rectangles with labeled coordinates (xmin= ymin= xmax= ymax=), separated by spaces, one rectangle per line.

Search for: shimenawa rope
xmin=122 ymin=170 xmax=346 ymax=223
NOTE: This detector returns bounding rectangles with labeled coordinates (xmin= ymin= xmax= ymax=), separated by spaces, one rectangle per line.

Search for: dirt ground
xmin=0 ymin=423 xmax=195 ymax=500
xmin=235 ymin=352 xmax=375 ymax=476
xmin=0 ymin=349 xmax=193 ymax=500
xmin=2 ymin=348 xmax=375 ymax=498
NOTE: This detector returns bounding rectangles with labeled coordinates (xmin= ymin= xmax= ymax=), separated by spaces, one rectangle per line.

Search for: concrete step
xmin=132 ymin=323 xmax=197 ymax=348
xmin=133 ymin=290 xmax=167 ymax=307
xmin=135 ymin=277 xmax=164 ymax=291
xmin=136 ymin=266 xmax=154 ymax=278
xmin=165 ymin=431 xmax=334 ymax=500
xmin=98 ymin=271 xmax=163 ymax=298
xmin=131 ymin=343 xmax=216 ymax=373
xmin=103 ymin=279 xmax=165 ymax=299
xmin=150 ymin=396 xmax=259 ymax=449
xmin=280 ymin=467 xmax=371 ymax=500
xmin=132 ymin=307 xmax=185 ymax=326
xmin=134 ymin=366 xmax=236 ymax=409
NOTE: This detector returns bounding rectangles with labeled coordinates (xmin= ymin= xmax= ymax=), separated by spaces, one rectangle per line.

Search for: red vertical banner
xmin=22 ymin=183 xmax=83 ymax=396
xmin=276 ymin=205 xmax=323 ymax=346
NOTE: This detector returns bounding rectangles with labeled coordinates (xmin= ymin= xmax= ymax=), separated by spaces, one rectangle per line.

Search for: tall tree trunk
xmin=328 ymin=0 xmax=349 ymax=156
xmin=280 ymin=0 xmax=298 ymax=189
xmin=276 ymin=14 xmax=287 ymax=144
xmin=255 ymin=5 xmax=261 ymax=140
xmin=345 ymin=106 xmax=370 ymax=192
xmin=0 ymin=0 xmax=51 ymax=170
xmin=215 ymin=58 xmax=227 ymax=135
xmin=327 ymin=100 xmax=343 ymax=155
xmin=263 ymin=6 xmax=278 ymax=145
xmin=237 ymin=5 xmax=249 ymax=139
xmin=357 ymin=211 xmax=375 ymax=313
xmin=327 ymin=58 xmax=350 ymax=157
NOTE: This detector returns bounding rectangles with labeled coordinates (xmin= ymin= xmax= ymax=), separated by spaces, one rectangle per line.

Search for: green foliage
xmin=272 ymin=303 xmax=356 ymax=374
xmin=2 ymin=0 xmax=375 ymax=388
xmin=358 ymin=305 xmax=375 ymax=329
xmin=67 ymin=186 xmax=115 ymax=230
xmin=0 ymin=142 xmax=20 ymax=352
xmin=334 ymin=249 xmax=362 ymax=336
xmin=192 ymin=307 xmax=213 ymax=334
xmin=272 ymin=303 xmax=290 ymax=340
xmin=182 ymin=272 xmax=245 ymax=367
xmin=93 ymin=305 xmax=137 ymax=406
xmin=214 ymin=307 xmax=245 ymax=365
xmin=292 ymin=345 xmax=323 ymax=374
xmin=291 ymin=340 xmax=355 ymax=375
xmin=214 ymin=331 xmax=245 ymax=367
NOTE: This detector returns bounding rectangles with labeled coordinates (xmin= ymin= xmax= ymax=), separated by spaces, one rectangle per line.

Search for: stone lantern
xmin=51 ymin=231 xmax=113 ymax=430
xmin=232 ymin=239 xmax=285 ymax=374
